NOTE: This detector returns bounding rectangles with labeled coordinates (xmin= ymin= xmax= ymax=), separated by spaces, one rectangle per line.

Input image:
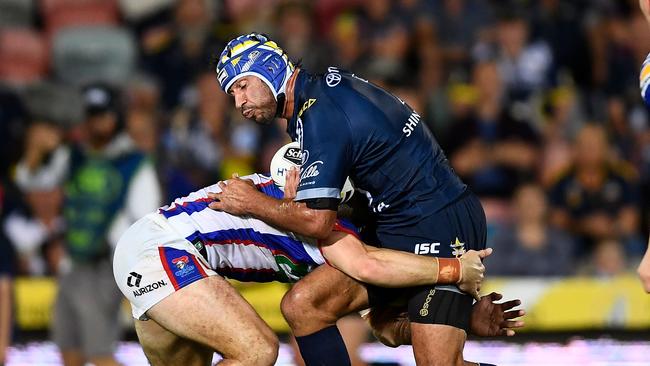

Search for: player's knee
xmin=136 ymin=322 xmax=178 ymax=362
xmin=258 ymin=335 xmax=279 ymax=365
xmin=281 ymin=284 xmax=322 ymax=326
xmin=232 ymin=333 xmax=278 ymax=365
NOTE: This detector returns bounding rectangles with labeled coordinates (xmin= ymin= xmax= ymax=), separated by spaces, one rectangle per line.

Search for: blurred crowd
xmin=1 ymin=0 xmax=650 ymax=283
xmin=0 ymin=0 xmax=649 ymax=364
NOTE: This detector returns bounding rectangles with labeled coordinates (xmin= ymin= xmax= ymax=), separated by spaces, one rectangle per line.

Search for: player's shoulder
xmin=304 ymin=67 xmax=363 ymax=98
xmin=298 ymin=67 xmax=365 ymax=121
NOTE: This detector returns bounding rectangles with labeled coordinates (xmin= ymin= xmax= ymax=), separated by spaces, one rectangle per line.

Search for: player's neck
xmin=281 ymin=68 xmax=300 ymax=120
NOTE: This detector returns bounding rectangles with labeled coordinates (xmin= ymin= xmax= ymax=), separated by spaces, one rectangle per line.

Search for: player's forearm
xmin=245 ymin=191 xmax=335 ymax=239
xmin=321 ymin=232 xmax=460 ymax=287
xmin=360 ymin=246 xmax=461 ymax=287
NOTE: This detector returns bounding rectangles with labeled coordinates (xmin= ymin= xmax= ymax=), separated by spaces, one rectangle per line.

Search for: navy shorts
xmin=366 ymin=190 xmax=487 ymax=330
xmin=375 ymin=190 xmax=486 ymax=257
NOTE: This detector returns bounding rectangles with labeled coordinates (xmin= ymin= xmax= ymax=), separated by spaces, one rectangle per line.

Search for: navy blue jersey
xmin=287 ymin=68 xmax=466 ymax=229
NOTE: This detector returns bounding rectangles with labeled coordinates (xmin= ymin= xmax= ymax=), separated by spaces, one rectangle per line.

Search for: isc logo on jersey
xmin=414 ymin=242 xmax=440 ymax=255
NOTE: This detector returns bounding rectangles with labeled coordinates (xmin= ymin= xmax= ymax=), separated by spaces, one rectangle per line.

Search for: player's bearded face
xmin=230 ymin=76 xmax=277 ymax=124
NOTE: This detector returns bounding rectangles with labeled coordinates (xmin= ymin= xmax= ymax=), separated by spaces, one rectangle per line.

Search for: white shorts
xmin=113 ymin=213 xmax=217 ymax=320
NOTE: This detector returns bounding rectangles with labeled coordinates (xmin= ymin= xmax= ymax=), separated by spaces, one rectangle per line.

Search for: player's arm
xmin=210 ymin=101 xmax=350 ymax=239
xmin=320 ymin=231 xmax=491 ymax=300
xmin=208 ymin=176 xmax=337 ymax=239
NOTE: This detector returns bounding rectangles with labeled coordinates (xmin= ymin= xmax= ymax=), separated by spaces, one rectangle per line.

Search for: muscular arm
xmin=208 ymin=177 xmax=337 ymax=240
xmin=320 ymin=231 xmax=489 ymax=298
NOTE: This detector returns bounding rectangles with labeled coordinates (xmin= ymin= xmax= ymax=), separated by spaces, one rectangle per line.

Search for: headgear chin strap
xmin=275 ymin=93 xmax=286 ymax=117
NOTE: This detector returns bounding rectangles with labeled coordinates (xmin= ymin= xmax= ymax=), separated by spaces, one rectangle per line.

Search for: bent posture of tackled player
xmin=114 ymin=172 xmax=522 ymax=365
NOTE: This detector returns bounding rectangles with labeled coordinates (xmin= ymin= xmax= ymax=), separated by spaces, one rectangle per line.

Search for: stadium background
xmin=1 ymin=0 xmax=650 ymax=365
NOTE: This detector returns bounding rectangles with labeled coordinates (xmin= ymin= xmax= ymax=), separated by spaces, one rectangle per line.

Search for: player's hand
xmin=283 ymin=166 xmax=299 ymax=200
xmin=208 ymin=174 xmax=258 ymax=215
xmin=470 ymin=292 xmax=525 ymax=337
xmin=458 ymin=248 xmax=492 ymax=301
xmin=637 ymin=244 xmax=650 ymax=293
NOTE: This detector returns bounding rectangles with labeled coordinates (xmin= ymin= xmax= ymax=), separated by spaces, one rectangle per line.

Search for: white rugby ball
xmin=270 ymin=142 xmax=354 ymax=202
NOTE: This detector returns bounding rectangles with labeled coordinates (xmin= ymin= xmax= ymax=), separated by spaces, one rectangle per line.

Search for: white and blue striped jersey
xmin=157 ymin=174 xmax=357 ymax=283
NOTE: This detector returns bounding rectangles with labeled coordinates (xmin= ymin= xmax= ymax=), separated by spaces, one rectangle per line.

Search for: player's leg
xmin=281 ymin=264 xmax=370 ymax=366
xmin=407 ymin=192 xmax=488 ymax=366
xmin=135 ymin=318 xmax=212 ymax=366
xmin=371 ymin=191 xmax=487 ymax=365
xmin=146 ymin=275 xmax=279 ymax=365
xmin=337 ymin=314 xmax=370 ymax=366
xmin=113 ymin=214 xmax=278 ymax=365
xmin=281 ymin=264 xmax=369 ymax=335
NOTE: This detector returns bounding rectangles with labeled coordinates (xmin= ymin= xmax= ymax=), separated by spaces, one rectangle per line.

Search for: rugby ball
xmin=270 ymin=142 xmax=354 ymax=202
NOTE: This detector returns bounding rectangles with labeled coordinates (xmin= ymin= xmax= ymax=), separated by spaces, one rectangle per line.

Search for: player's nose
xmin=234 ymin=91 xmax=246 ymax=110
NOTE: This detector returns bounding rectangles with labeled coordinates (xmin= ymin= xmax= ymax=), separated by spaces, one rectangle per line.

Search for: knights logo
xmin=172 ymin=255 xmax=189 ymax=270
xmin=171 ymin=255 xmax=196 ymax=278
xmin=450 ymin=237 xmax=466 ymax=258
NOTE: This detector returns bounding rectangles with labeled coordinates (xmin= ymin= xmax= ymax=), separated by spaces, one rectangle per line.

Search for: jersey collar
xmin=286 ymin=70 xmax=309 ymax=141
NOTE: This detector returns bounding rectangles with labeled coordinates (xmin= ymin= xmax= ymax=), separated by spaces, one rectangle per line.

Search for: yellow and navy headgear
xmin=216 ymin=33 xmax=294 ymax=102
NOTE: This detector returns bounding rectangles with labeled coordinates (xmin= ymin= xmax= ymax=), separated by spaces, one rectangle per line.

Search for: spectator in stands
xmin=430 ymin=0 xmax=493 ymax=70
xmin=489 ymin=183 xmax=574 ymax=276
xmin=446 ymin=61 xmax=541 ymax=200
xmin=585 ymin=239 xmax=628 ymax=278
xmin=529 ymin=0 xmax=592 ymax=90
xmin=14 ymin=83 xmax=162 ymax=366
xmin=2 ymin=183 xmax=64 ymax=276
xmin=160 ymin=72 xmax=227 ymax=197
xmin=4 ymin=119 xmax=65 ymax=277
xmin=142 ymin=0 xmax=223 ymax=109
xmin=0 ymin=183 xmax=14 ymax=366
xmin=126 ymin=108 xmax=159 ymax=156
xmin=419 ymin=45 xmax=452 ymax=137
xmin=491 ymin=9 xmax=554 ymax=103
xmin=0 ymin=88 xmax=27 ymax=183
xmin=361 ymin=2 xmax=411 ymax=85
xmin=273 ymin=1 xmax=330 ymax=73
xmin=539 ymin=87 xmax=585 ymax=186
xmin=328 ymin=13 xmax=371 ymax=74
xmin=548 ymin=124 xmax=641 ymax=257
